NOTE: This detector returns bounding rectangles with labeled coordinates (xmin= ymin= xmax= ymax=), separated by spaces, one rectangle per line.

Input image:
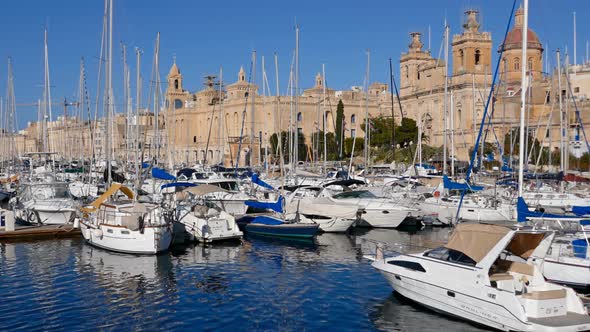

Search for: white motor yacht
xmin=418 ymin=193 xmax=513 ymax=225
xmin=368 ymin=224 xmax=590 ymax=331
xmin=174 ymin=184 xmax=243 ymax=243
xmin=326 ymin=190 xmax=420 ymax=228
xmin=13 ymin=180 xmax=77 ymax=225
xmin=79 ymin=184 xmax=173 ymax=254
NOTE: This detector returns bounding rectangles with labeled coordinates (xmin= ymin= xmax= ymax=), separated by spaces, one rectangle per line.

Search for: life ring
xmin=433 ymin=191 xmax=441 ymax=198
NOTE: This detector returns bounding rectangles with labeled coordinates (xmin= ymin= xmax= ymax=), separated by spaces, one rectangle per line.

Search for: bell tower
xmin=451 ymin=10 xmax=492 ymax=85
xmin=166 ymin=59 xmax=188 ymax=110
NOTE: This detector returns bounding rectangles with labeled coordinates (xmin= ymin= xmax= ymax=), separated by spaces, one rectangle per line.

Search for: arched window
xmin=233 ymin=112 xmax=239 ymax=135
xmin=297 ymin=112 xmax=302 ymax=123
xmin=457 ymin=109 xmax=462 ymax=124
xmin=174 ymin=79 xmax=179 ymax=90
xmin=405 ymin=65 xmax=409 ymax=79
xmin=193 ymin=136 xmax=196 ymax=143
xmin=475 ymin=50 xmax=481 ymax=65
xmin=514 ymin=57 xmax=520 ymax=71
xmin=528 ymin=57 xmax=533 ymax=70
xmin=351 ymin=114 xmax=356 ymax=124
xmin=459 ymin=49 xmax=464 ymax=68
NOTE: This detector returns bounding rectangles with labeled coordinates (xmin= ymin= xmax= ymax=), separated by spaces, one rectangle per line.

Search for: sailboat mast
xmin=450 ymin=91 xmax=455 ymax=177
xmin=274 ymin=53 xmax=285 ymax=177
xmin=106 ymin=0 xmax=113 ymax=184
xmin=557 ymin=49 xmax=564 ymax=173
xmin=443 ymin=23 xmax=449 ymax=175
xmin=322 ymin=63 xmax=327 ymax=171
xmin=153 ymin=32 xmax=161 ymax=164
xmin=293 ymin=25 xmax=299 ymax=172
xmin=134 ymin=47 xmax=142 ymax=193
xmin=364 ymin=50 xmax=370 ymax=169
xmin=250 ymin=50 xmax=256 ymax=167
xmin=518 ymin=0 xmax=529 ymax=197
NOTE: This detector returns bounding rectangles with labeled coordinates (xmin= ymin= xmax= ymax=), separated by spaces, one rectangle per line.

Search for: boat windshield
xmin=423 ymin=246 xmax=476 ymax=267
xmin=333 ymin=190 xmax=376 ymax=199
xmin=213 ymin=181 xmax=239 ymax=191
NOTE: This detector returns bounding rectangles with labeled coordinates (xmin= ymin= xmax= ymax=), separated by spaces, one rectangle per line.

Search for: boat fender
xmin=433 ymin=191 xmax=441 ymax=198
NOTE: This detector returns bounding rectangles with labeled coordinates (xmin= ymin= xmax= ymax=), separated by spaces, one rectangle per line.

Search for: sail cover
xmin=152 ymin=167 xmax=176 ymax=180
xmin=251 ymin=173 xmax=274 ymax=190
xmin=443 ymin=175 xmax=483 ymax=191
xmin=245 ymin=196 xmax=284 ymax=213
xmin=285 ymin=197 xmax=358 ymax=219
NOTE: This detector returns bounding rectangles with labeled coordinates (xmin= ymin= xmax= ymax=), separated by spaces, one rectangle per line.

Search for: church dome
xmin=498 ymin=7 xmax=543 ymax=52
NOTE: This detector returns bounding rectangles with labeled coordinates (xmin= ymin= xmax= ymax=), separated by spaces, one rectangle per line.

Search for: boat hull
xmin=176 ymin=210 xmax=243 ymax=243
xmin=80 ymin=221 xmax=172 ymax=254
xmin=244 ymin=223 xmax=319 ymax=239
xmin=543 ymin=258 xmax=590 ymax=287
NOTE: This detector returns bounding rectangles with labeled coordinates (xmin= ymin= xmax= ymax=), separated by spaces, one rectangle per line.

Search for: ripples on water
xmin=0 ymin=227 xmax=487 ymax=331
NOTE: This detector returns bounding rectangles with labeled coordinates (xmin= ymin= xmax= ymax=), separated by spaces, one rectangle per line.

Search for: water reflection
xmin=371 ymin=293 xmax=490 ymax=331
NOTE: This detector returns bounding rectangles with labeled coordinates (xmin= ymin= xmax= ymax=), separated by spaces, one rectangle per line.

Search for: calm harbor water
xmin=0 ymin=227 xmax=488 ymax=331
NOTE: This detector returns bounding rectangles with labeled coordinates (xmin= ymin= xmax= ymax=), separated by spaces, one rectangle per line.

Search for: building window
xmin=527 ymin=57 xmax=533 ymax=70
xmin=575 ymin=87 xmax=580 ymax=93
xmin=351 ymin=114 xmax=356 ymax=124
xmin=297 ymin=112 xmax=302 ymax=123
xmin=514 ymin=57 xmax=520 ymax=71
xmin=546 ymin=92 xmax=551 ymax=103
xmin=174 ymin=79 xmax=179 ymax=90
xmin=405 ymin=65 xmax=409 ymax=79
xmin=193 ymin=136 xmax=196 ymax=143
xmin=351 ymin=129 xmax=356 ymax=138
xmin=546 ymin=129 xmax=550 ymax=138
xmin=174 ymin=99 xmax=183 ymax=109
xmin=475 ymin=50 xmax=481 ymax=65
xmin=460 ymin=49 xmax=464 ymax=68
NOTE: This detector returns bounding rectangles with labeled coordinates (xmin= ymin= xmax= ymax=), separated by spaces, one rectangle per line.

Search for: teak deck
xmin=0 ymin=224 xmax=81 ymax=241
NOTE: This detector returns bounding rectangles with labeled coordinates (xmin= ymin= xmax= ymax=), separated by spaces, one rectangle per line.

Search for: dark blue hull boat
xmin=238 ymin=215 xmax=319 ymax=239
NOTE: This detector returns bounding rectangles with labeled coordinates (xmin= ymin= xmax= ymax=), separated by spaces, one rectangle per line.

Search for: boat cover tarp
xmin=183 ymin=184 xmax=228 ymax=196
xmin=251 ymin=173 xmax=274 ymax=190
xmin=572 ymin=206 xmax=590 ymax=216
xmin=245 ymin=196 xmax=284 ymax=213
xmin=445 ymin=223 xmax=510 ymax=263
xmin=251 ymin=215 xmax=284 ymax=225
xmin=121 ymin=202 xmax=148 ymax=231
xmin=161 ymin=182 xmax=196 ymax=189
xmin=323 ymin=179 xmax=366 ymax=187
xmin=81 ymin=183 xmax=134 ymax=213
xmin=443 ymin=175 xmax=483 ymax=191
xmin=285 ymin=197 xmax=358 ymax=219
xmin=152 ymin=167 xmax=175 ymax=180
xmin=565 ymin=173 xmax=590 ymax=183
xmin=516 ymin=197 xmax=579 ymax=222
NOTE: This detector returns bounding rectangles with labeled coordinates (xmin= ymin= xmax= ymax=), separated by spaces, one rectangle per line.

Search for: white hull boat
xmin=543 ymin=235 xmax=590 ymax=287
xmin=418 ymin=196 xmax=513 ymax=225
xmin=368 ymin=224 xmax=590 ymax=331
xmin=175 ymin=204 xmax=243 ymax=243
xmin=80 ymin=184 xmax=173 ymax=255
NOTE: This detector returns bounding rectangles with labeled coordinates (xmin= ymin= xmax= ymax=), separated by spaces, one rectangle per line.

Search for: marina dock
xmin=0 ymin=224 xmax=81 ymax=241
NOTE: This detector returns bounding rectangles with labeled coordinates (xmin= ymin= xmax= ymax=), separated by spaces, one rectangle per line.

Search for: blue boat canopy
xmin=517 ymin=197 xmax=578 ymax=223
xmin=245 ymin=196 xmax=284 ymax=213
xmin=572 ymin=206 xmax=590 ymax=216
xmin=251 ymin=215 xmax=284 ymax=225
xmin=152 ymin=167 xmax=176 ymax=180
xmin=251 ymin=173 xmax=274 ymax=190
xmin=443 ymin=175 xmax=484 ymax=191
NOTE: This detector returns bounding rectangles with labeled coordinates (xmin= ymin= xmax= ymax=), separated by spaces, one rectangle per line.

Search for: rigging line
xmin=455 ymin=0 xmax=517 ymax=224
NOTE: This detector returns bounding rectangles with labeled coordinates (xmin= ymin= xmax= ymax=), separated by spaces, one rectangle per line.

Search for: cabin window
xmin=121 ymin=230 xmax=130 ymax=234
xmin=107 ymin=229 xmax=113 ymax=233
xmin=388 ymin=260 xmax=426 ymax=272
xmin=475 ymin=49 xmax=481 ymax=65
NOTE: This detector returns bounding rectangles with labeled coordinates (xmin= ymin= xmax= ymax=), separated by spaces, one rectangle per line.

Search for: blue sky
xmin=0 ymin=0 xmax=587 ymax=129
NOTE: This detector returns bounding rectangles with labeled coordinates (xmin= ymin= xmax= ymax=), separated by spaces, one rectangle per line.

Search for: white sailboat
xmin=80 ymin=183 xmax=173 ymax=254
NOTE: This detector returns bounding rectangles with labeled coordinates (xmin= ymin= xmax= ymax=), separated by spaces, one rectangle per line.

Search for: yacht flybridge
xmin=368 ymin=224 xmax=590 ymax=331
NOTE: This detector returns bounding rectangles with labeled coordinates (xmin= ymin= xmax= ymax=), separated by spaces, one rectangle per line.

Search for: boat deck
xmin=528 ymin=312 xmax=590 ymax=327
xmin=0 ymin=224 xmax=80 ymax=241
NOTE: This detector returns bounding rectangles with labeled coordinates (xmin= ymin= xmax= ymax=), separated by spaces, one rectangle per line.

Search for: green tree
xmin=335 ymin=100 xmax=344 ymax=157
xmin=344 ymin=137 xmax=364 ymax=157
xmin=269 ymin=131 xmax=308 ymax=163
